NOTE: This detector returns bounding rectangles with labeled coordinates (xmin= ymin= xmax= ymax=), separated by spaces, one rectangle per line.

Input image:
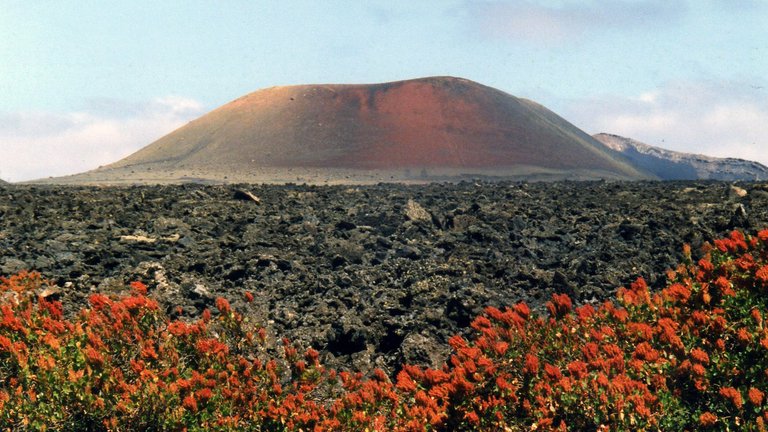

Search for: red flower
xmin=449 ymin=335 xmax=468 ymax=350
xmin=471 ymin=316 xmax=492 ymax=330
xmin=716 ymin=338 xmax=726 ymax=351
xmin=493 ymin=341 xmax=508 ymax=356
xmin=544 ymin=363 xmax=562 ymax=381
xmin=546 ymin=293 xmax=572 ymax=318
xmin=714 ymin=238 xmax=731 ymax=253
xmin=730 ymin=230 xmax=748 ymax=250
xmin=582 ymin=342 xmax=600 ymax=361
xmin=567 ymin=360 xmax=588 ymax=380
xmin=243 ymin=291 xmax=254 ymax=303
xmin=130 ymin=281 xmax=148 ymax=295
xmin=141 ymin=344 xmax=159 ymax=360
xmin=305 ymin=348 xmax=320 ymax=365
xmin=714 ymin=276 xmax=735 ymax=296
xmin=396 ymin=370 xmax=417 ymax=393
xmin=576 ymin=304 xmax=595 ymax=322
xmin=514 ymin=302 xmax=531 ymax=320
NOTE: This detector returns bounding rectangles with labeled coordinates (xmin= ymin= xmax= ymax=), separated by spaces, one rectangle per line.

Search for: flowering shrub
xmin=1 ymin=229 xmax=768 ymax=430
xmin=0 ymin=272 xmax=329 ymax=430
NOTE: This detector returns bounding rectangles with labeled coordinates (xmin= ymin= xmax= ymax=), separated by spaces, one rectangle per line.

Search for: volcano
xmin=50 ymin=77 xmax=650 ymax=184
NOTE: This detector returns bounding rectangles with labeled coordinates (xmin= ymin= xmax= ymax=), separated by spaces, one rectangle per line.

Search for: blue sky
xmin=1 ymin=0 xmax=767 ymax=181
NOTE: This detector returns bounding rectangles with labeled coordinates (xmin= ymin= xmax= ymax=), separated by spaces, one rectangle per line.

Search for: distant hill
xmin=594 ymin=133 xmax=768 ymax=181
xmin=44 ymin=77 xmax=650 ymax=185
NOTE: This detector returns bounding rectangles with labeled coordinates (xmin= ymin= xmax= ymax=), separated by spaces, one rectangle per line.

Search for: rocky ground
xmin=1 ymin=181 xmax=767 ymax=374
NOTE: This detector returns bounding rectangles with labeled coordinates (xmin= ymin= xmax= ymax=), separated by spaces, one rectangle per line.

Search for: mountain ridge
xmin=593 ymin=133 xmax=768 ymax=181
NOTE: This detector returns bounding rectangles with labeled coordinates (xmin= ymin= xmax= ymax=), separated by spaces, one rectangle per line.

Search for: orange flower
xmin=698 ymin=258 xmax=715 ymax=273
xmin=635 ymin=342 xmax=660 ymax=362
xmin=68 ymin=369 xmax=84 ymax=382
xmin=0 ymin=335 xmax=11 ymax=351
xmin=85 ymin=346 xmax=104 ymax=366
xmin=690 ymin=310 xmax=709 ymax=326
xmin=719 ymin=387 xmax=744 ymax=409
xmin=524 ymin=354 xmax=540 ymax=375
xmin=215 ymin=297 xmax=231 ymax=314
xmin=182 ymin=395 xmax=198 ymax=412
xmin=665 ymin=283 xmax=691 ymax=303
xmin=464 ymin=411 xmax=480 ymax=424
xmin=168 ymin=321 xmax=193 ymax=337
xmin=690 ymin=348 xmax=710 ymax=365
xmin=738 ymin=328 xmax=753 ymax=344
xmin=716 ymin=338 xmax=726 ymax=351
xmin=757 ymin=265 xmax=768 ymax=286
xmin=448 ymin=335 xmax=468 ymax=350
xmin=196 ymin=388 xmax=213 ymax=402
xmin=700 ymin=411 xmax=717 ymax=427
xmin=715 ymin=276 xmax=735 ymax=297
xmin=627 ymin=322 xmax=654 ymax=341
xmin=692 ymin=363 xmax=706 ymax=377
xmin=749 ymin=387 xmax=765 ymax=406
xmin=243 ymin=291 xmax=254 ymax=303
xmin=730 ymin=230 xmax=748 ymax=249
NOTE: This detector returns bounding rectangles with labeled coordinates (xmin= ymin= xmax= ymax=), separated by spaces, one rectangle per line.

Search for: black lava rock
xmin=1 ymin=181 xmax=767 ymax=374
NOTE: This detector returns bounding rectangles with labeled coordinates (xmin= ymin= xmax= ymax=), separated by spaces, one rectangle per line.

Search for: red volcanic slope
xmin=106 ymin=77 xmax=646 ymax=178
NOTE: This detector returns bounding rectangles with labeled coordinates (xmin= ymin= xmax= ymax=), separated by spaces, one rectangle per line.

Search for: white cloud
xmin=0 ymin=97 xmax=204 ymax=182
xmin=563 ymin=80 xmax=768 ymax=165
xmin=469 ymin=0 xmax=685 ymax=44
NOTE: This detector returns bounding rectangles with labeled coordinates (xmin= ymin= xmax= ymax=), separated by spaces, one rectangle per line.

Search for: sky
xmin=1 ymin=0 xmax=767 ymax=182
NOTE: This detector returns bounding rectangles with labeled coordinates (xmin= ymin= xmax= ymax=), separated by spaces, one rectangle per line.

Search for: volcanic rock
xmin=2 ymin=181 xmax=767 ymax=374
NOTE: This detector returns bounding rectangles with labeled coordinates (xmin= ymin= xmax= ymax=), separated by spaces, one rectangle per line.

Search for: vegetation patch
xmin=2 ymin=229 xmax=768 ymax=430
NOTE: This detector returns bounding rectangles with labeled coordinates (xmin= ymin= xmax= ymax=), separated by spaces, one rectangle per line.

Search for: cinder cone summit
xmin=53 ymin=77 xmax=651 ymax=184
